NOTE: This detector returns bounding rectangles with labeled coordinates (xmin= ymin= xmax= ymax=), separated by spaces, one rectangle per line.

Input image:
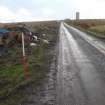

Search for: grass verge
xmin=0 ymin=21 xmax=59 ymax=105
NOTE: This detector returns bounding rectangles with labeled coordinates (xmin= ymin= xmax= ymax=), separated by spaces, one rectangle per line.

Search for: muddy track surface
xmin=56 ymin=23 xmax=105 ymax=105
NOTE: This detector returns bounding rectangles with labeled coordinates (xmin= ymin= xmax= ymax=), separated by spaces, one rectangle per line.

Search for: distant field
xmin=65 ymin=19 xmax=105 ymax=38
xmin=0 ymin=20 xmax=59 ymax=34
xmin=89 ymin=25 xmax=105 ymax=33
xmin=20 ymin=21 xmax=59 ymax=34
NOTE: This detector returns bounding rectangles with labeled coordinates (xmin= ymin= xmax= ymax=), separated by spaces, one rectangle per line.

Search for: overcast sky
xmin=0 ymin=0 xmax=105 ymax=22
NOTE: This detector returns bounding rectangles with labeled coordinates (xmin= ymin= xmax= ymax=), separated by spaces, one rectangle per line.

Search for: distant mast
xmin=76 ymin=12 xmax=80 ymax=20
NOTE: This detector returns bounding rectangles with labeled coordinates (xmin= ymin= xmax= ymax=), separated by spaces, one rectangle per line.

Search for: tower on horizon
xmin=76 ymin=12 xmax=80 ymax=20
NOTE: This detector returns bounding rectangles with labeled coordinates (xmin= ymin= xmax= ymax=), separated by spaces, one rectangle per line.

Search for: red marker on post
xmin=22 ymin=32 xmax=28 ymax=79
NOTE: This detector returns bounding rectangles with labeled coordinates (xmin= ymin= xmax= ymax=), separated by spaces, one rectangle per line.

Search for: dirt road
xmin=56 ymin=22 xmax=105 ymax=105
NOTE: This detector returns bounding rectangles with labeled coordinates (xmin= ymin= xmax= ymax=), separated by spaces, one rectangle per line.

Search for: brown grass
xmin=65 ymin=19 xmax=105 ymax=37
xmin=89 ymin=25 xmax=105 ymax=32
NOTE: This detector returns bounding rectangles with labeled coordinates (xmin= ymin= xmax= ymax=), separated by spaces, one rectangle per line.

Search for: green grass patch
xmin=0 ymin=65 xmax=23 ymax=79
